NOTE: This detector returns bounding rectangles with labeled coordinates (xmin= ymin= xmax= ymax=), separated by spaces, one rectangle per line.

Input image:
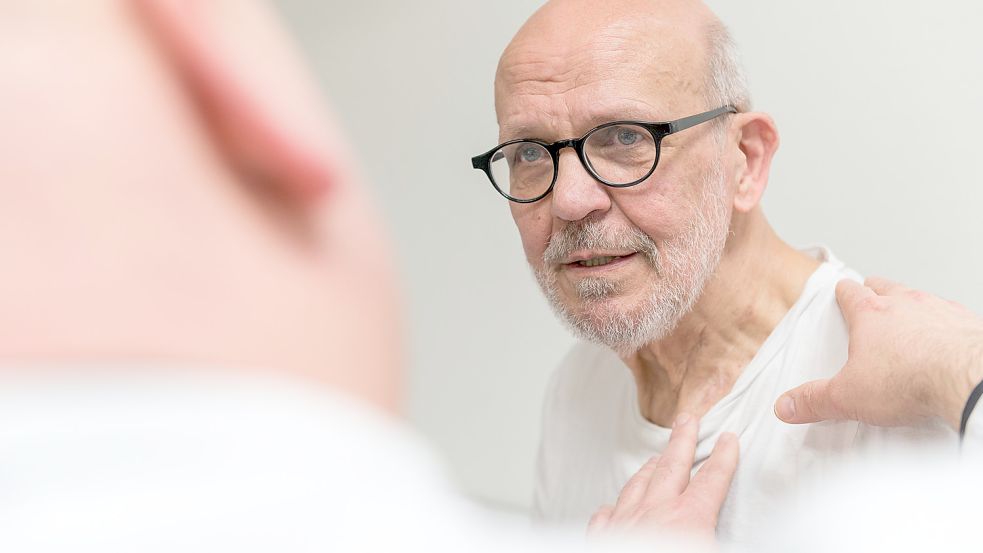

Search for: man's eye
xmin=617 ymin=129 xmax=640 ymax=146
xmin=520 ymin=147 xmax=543 ymax=162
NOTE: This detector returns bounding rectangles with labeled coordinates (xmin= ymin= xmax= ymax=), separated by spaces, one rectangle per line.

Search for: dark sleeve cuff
xmin=961 ymin=379 xmax=983 ymax=452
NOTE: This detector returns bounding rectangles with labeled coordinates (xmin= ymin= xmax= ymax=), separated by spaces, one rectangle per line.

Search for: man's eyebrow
xmin=498 ymin=121 xmax=547 ymax=142
xmin=584 ymin=104 xmax=670 ymax=125
xmin=499 ymin=105 xmax=670 ymax=142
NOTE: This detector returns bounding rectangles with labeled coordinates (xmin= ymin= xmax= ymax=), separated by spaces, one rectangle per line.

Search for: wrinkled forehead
xmin=494 ymin=18 xmax=709 ymax=142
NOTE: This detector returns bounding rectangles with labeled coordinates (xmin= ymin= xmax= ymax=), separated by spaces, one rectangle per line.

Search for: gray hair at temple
xmin=704 ymin=21 xmax=751 ymax=130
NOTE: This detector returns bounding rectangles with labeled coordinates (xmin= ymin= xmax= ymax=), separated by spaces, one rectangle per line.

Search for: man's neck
xmin=622 ymin=212 xmax=821 ymax=427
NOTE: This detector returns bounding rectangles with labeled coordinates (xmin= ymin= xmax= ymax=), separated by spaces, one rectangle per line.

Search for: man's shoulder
xmin=779 ymin=254 xmax=864 ymax=380
xmin=535 ymin=343 xmax=630 ymax=520
xmin=793 ymin=249 xmax=863 ymax=324
xmin=541 ymin=341 xmax=630 ymax=421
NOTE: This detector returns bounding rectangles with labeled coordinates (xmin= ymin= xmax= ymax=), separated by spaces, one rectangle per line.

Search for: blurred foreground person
xmin=0 ymin=0 xmax=731 ymax=550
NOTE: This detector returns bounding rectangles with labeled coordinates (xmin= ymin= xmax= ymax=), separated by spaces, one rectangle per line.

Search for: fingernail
xmin=776 ymin=396 xmax=796 ymax=420
xmin=673 ymin=412 xmax=691 ymax=428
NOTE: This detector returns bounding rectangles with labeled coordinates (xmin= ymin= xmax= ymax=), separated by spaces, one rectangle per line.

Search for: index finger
xmin=685 ymin=432 xmax=739 ymax=514
xmin=648 ymin=413 xmax=700 ymax=499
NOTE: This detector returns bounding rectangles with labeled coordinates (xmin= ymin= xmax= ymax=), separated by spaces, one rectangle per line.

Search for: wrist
xmin=943 ymin=346 xmax=983 ymax=432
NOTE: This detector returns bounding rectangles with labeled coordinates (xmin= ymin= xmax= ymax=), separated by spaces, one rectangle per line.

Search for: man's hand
xmin=588 ymin=414 xmax=739 ymax=543
xmin=775 ymin=277 xmax=983 ymax=430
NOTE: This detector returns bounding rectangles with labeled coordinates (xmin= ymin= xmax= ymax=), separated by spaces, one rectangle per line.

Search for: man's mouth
xmin=578 ymin=255 xmax=622 ymax=268
xmin=563 ymin=252 xmax=637 ymax=269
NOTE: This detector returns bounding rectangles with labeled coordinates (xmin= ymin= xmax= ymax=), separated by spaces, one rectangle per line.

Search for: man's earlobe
xmin=732 ymin=113 xmax=779 ymax=213
xmin=132 ymin=0 xmax=341 ymax=203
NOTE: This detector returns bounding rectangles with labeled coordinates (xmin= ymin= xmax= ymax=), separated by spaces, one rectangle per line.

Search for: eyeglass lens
xmin=488 ymin=124 xmax=658 ymax=201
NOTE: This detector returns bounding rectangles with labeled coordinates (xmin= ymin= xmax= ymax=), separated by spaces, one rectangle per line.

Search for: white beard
xmin=534 ymin=160 xmax=731 ymax=356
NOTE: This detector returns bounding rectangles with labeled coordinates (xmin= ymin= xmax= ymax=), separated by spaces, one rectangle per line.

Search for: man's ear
xmin=731 ymin=112 xmax=779 ymax=213
xmin=132 ymin=0 xmax=342 ymax=202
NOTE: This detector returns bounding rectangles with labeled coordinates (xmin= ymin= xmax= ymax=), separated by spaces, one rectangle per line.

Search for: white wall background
xmin=275 ymin=1 xmax=983 ymax=512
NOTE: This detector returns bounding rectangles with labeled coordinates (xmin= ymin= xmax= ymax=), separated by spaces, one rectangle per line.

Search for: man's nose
xmin=550 ymin=149 xmax=611 ymax=222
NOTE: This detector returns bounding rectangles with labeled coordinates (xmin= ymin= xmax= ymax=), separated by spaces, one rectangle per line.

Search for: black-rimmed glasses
xmin=471 ymin=105 xmax=737 ymax=204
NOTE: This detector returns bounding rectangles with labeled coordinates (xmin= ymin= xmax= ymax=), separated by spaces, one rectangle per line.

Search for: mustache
xmin=542 ymin=220 xmax=659 ymax=265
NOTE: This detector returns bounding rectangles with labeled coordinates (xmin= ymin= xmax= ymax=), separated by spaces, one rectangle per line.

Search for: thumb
xmin=774 ymin=378 xmax=840 ymax=424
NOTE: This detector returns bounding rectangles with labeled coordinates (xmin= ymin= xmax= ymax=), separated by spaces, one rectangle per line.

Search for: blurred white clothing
xmin=0 ymin=367 xmax=594 ymax=552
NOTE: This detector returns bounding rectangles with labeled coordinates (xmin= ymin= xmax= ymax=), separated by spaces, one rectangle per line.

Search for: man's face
xmin=495 ymin=19 xmax=734 ymax=355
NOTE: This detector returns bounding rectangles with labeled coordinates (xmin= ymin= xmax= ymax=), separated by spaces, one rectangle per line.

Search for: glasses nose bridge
xmin=551 ymin=135 xmax=609 ymax=203
xmin=550 ymin=137 xmax=588 ymax=169
xmin=550 ymin=137 xmax=579 ymax=157
xmin=550 ymin=136 xmax=596 ymax=185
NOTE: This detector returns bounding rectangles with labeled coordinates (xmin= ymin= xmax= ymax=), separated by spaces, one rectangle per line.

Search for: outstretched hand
xmin=588 ymin=414 xmax=739 ymax=543
xmin=775 ymin=277 xmax=983 ymax=430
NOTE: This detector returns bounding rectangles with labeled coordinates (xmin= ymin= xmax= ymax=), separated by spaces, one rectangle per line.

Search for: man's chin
xmin=561 ymin=305 xmax=639 ymax=348
xmin=560 ymin=290 xmax=643 ymax=317
xmin=554 ymin=294 xmax=687 ymax=356
xmin=558 ymin=295 xmax=620 ymax=320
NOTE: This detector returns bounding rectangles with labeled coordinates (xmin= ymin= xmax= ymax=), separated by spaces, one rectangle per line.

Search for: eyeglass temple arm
xmin=668 ymin=105 xmax=738 ymax=134
xmin=471 ymin=150 xmax=505 ymax=170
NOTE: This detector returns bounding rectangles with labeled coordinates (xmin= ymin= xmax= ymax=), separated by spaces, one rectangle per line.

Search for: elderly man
xmin=472 ymin=0 xmax=951 ymax=543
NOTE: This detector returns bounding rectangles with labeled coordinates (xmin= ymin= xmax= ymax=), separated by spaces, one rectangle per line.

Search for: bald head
xmin=501 ymin=0 xmax=716 ymax=69
xmin=495 ymin=0 xmax=748 ymax=140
